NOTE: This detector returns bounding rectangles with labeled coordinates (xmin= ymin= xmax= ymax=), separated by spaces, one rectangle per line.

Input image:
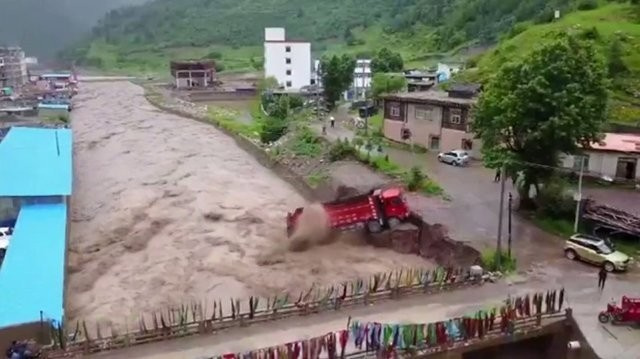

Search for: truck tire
xmin=388 ymin=217 xmax=401 ymax=229
xmin=367 ymin=220 xmax=382 ymax=233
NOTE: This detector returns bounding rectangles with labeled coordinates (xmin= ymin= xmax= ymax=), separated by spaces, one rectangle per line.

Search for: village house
xmin=561 ymin=133 xmax=640 ymax=182
xmin=404 ymin=70 xmax=438 ymax=92
xmin=170 ymin=60 xmax=216 ymax=89
xmin=382 ymin=84 xmax=482 ymax=158
xmin=264 ymin=27 xmax=311 ymax=91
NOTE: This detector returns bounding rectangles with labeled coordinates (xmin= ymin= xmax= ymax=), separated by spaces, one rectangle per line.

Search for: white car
xmin=438 ymin=150 xmax=470 ymax=166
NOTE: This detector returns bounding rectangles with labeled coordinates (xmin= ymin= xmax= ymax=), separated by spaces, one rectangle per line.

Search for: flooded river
xmin=67 ymin=81 xmax=430 ymax=328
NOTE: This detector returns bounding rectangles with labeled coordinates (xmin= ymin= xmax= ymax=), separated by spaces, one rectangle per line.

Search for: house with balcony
xmin=382 ymin=84 xmax=482 ymax=158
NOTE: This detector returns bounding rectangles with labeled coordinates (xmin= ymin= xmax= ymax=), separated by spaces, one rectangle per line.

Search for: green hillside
xmin=462 ymin=3 xmax=640 ymax=125
xmin=63 ymin=0 xmax=588 ymax=74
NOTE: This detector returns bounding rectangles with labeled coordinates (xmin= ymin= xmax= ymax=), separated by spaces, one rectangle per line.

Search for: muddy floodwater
xmin=67 ymin=81 xmax=432 ymax=328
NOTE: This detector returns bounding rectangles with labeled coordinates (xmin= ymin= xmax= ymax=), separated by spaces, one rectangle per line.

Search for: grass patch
xmin=207 ymin=106 xmax=260 ymax=139
xmin=290 ymin=126 xmax=323 ymax=157
xmin=420 ymin=179 xmax=444 ymax=196
xmin=481 ymin=249 xmax=517 ymax=273
xmin=531 ymin=215 xmax=574 ymax=238
xmin=306 ymin=170 xmax=330 ymax=188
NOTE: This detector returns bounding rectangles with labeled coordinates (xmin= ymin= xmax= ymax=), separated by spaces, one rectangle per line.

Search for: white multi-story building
xmin=264 ymin=27 xmax=311 ymax=91
xmin=345 ymin=59 xmax=372 ymax=100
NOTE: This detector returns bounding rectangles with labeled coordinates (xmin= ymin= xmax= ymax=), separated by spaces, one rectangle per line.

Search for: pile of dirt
xmin=407 ymin=214 xmax=482 ymax=267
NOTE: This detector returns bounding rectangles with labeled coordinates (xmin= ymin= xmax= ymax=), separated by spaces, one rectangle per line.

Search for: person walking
xmin=598 ymin=267 xmax=608 ymax=291
xmin=330 ymin=116 xmax=335 ymax=128
xmin=494 ymin=168 xmax=501 ymax=182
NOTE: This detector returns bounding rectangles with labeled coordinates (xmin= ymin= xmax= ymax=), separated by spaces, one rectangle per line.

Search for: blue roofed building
xmin=0 ymin=126 xmax=72 ymax=350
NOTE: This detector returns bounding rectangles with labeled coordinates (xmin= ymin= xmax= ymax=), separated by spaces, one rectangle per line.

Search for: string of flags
xmin=214 ymin=289 xmax=565 ymax=359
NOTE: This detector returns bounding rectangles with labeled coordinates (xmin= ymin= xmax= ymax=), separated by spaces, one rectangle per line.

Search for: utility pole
xmin=315 ymin=61 xmax=321 ymax=123
xmin=574 ymin=155 xmax=585 ymax=232
xmin=508 ymin=192 xmax=513 ymax=258
xmin=496 ymin=164 xmax=507 ymax=268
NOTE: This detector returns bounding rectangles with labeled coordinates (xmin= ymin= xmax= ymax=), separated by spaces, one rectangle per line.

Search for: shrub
xmin=481 ymin=249 xmax=517 ymax=273
xmin=291 ymin=126 xmax=322 ymax=156
xmin=577 ymin=0 xmax=598 ymax=11
xmin=204 ymin=51 xmax=223 ymax=59
xmin=288 ymin=95 xmax=304 ymax=109
xmin=404 ymin=166 xmax=425 ymax=191
xmin=536 ymin=179 xmax=575 ymax=220
xmin=328 ymin=138 xmax=356 ymax=161
xmin=580 ymin=26 xmax=600 ymax=40
xmin=259 ymin=117 xmax=288 ymax=143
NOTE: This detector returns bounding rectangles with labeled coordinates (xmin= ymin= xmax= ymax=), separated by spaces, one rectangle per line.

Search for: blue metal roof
xmin=0 ymin=203 xmax=67 ymax=327
xmin=0 ymin=127 xmax=72 ymax=196
xmin=38 ymin=103 xmax=70 ymax=110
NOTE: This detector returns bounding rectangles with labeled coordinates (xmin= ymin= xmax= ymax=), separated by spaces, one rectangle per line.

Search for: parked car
xmin=437 ymin=150 xmax=470 ymax=166
xmin=564 ymin=233 xmax=631 ymax=272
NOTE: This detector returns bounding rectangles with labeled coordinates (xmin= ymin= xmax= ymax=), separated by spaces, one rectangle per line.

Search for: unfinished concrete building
xmin=0 ymin=47 xmax=28 ymax=91
xmin=170 ymin=60 xmax=216 ymax=89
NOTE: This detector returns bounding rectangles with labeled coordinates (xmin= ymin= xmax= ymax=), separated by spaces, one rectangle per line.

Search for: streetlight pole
xmin=496 ymin=164 xmax=507 ymax=268
xmin=574 ymin=156 xmax=585 ymax=232
xmin=508 ymin=192 xmax=513 ymax=258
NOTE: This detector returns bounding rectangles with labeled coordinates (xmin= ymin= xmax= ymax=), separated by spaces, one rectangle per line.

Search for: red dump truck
xmin=286 ymin=186 xmax=411 ymax=236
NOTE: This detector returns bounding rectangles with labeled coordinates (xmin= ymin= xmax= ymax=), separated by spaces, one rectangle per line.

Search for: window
xmin=448 ymin=108 xmax=462 ymax=125
xmin=286 ymin=81 xmax=292 ymax=87
xmin=286 ymin=69 xmax=292 ymax=75
xmin=429 ymin=136 xmax=440 ymax=150
xmin=573 ymin=155 xmax=589 ymax=170
xmin=390 ymin=106 xmax=400 ymax=117
xmin=285 ymin=58 xmax=291 ymax=64
xmin=415 ymin=106 xmax=433 ymax=120
xmin=285 ymin=46 xmax=291 ymax=53
xmin=310 ymin=79 xmax=316 ymax=85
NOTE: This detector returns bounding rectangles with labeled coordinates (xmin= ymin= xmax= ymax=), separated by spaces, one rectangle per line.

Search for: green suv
xmin=564 ymin=234 xmax=631 ymax=272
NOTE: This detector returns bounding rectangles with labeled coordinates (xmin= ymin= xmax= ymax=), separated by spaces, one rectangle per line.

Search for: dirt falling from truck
xmin=287 ymin=203 xmax=332 ymax=252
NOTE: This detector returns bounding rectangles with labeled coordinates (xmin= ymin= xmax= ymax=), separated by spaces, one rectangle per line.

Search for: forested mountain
xmin=79 ymin=0 xmax=578 ymax=51
xmin=0 ymin=0 xmax=148 ymax=58
xmin=63 ymin=0 xmax=591 ymax=72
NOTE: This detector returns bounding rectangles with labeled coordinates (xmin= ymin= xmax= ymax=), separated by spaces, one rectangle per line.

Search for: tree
xmin=371 ymin=48 xmax=404 ymax=73
xmin=607 ymin=38 xmax=628 ymax=76
xmin=371 ymin=73 xmax=406 ymax=99
xmin=473 ymin=33 xmax=608 ymax=203
xmin=258 ymin=76 xmax=279 ymax=93
xmin=319 ymin=55 xmax=356 ymax=110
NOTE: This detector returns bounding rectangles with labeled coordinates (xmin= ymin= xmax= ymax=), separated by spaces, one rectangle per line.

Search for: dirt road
xmin=66 ymin=81 xmax=432 ymax=329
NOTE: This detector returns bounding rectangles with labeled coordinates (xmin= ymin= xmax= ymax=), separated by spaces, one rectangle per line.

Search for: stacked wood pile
xmin=583 ymin=199 xmax=640 ymax=236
